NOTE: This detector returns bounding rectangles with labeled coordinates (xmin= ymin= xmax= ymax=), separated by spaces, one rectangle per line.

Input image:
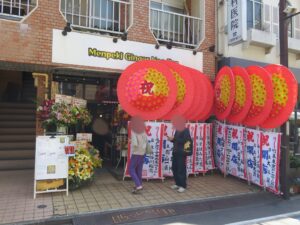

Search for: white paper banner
xmin=261 ymin=131 xmax=281 ymax=194
xmin=161 ymin=123 xmax=175 ymax=177
xmin=245 ymin=128 xmax=263 ymax=186
xmin=186 ymin=123 xmax=197 ymax=175
xmin=205 ymin=124 xmax=215 ymax=171
xmin=214 ymin=121 xmax=227 ymax=174
xmin=226 ymin=125 xmax=246 ymax=179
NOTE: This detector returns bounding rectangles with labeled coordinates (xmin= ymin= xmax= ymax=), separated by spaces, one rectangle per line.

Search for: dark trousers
xmin=172 ymin=153 xmax=187 ymax=188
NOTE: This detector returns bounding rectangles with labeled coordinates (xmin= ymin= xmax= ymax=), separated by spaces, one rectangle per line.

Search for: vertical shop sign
xmin=228 ymin=0 xmax=247 ymax=45
xmin=245 ymin=128 xmax=263 ymax=186
xmin=186 ymin=123 xmax=197 ymax=175
xmin=161 ymin=122 xmax=175 ymax=177
xmin=225 ymin=125 xmax=246 ymax=179
xmin=214 ymin=121 xmax=227 ymax=174
xmin=194 ymin=124 xmax=205 ymax=172
xmin=261 ymin=131 xmax=281 ymax=194
xmin=205 ymin=124 xmax=215 ymax=171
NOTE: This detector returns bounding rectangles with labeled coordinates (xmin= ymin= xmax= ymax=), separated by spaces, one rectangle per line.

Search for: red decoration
xmin=161 ymin=61 xmax=195 ymax=120
xmin=260 ymin=64 xmax=298 ymax=129
xmin=243 ymin=66 xmax=273 ymax=127
xmin=214 ymin=66 xmax=235 ymax=120
xmin=117 ymin=60 xmax=177 ymax=120
xmin=227 ymin=66 xmax=252 ymax=124
xmin=181 ymin=66 xmax=209 ymax=121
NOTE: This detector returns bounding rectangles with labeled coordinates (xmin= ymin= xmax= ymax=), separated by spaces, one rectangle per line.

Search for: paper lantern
xmin=260 ymin=64 xmax=298 ymax=129
xmin=117 ymin=60 xmax=177 ymax=120
xmin=214 ymin=66 xmax=235 ymax=120
xmin=180 ymin=67 xmax=208 ymax=121
xmin=227 ymin=66 xmax=252 ymax=124
xmin=243 ymin=66 xmax=273 ymax=127
xmin=161 ymin=61 xmax=195 ymax=120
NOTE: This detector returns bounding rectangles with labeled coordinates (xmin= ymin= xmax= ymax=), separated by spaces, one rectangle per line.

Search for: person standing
xmin=129 ymin=116 xmax=148 ymax=194
xmin=168 ymin=115 xmax=192 ymax=193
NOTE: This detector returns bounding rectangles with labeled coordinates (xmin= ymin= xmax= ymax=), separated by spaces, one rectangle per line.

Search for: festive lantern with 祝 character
xmin=243 ymin=66 xmax=273 ymax=127
xmin=227 ymin=66 xmax=252 ymax=124
xmin=117 ymin=60 xmax=177 ymax=120
xmin=214 ymin=66 xmax=235 ymax=120
xmin=161 ymin=60 xmax=195 ymax=120
xmin=260 ymin=64 xmax=298 ymax=129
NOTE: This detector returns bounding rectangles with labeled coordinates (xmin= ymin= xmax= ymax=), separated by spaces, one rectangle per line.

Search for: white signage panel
xmin=52 ymin=29 xmax=203 ymax=71
xmin=228 ymin=0 xmax=247 ymax=45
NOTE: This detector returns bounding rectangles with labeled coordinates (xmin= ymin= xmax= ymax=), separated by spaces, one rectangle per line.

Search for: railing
xmin=150 ymin=8 xmax=204 ymax=48
xmin=60 ymin=0 xmax=131 ymax=35
xmin=0 ymin=0 xmax=37 ymax=19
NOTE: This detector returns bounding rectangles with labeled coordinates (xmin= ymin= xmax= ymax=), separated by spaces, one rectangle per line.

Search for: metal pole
xmin=279 ymin=0 xmax=290 ymax=200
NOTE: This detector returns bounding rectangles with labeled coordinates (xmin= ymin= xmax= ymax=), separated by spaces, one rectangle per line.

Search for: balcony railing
xmin=0 ymin=0 xmax=37 ymax=20
xmin=60 ymin=0 xmax=131 ymax=35
xmin=150 ymin=8 xmax=204 ymax=48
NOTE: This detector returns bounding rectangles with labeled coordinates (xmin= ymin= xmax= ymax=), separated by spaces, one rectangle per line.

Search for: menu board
xmin=35 ymin=136 xmax=70 ymax=180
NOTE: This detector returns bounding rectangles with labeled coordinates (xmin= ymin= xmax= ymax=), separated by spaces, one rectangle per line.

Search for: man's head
xmin=171 ymin=114 xmax=186 ymax=131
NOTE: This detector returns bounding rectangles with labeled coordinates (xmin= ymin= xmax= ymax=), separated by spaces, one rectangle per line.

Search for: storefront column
xmin=32 ymin=73 xmax=49 ymax=136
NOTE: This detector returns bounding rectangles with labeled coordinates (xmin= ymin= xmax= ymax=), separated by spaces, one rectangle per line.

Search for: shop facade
xmin=0 ymin=0 xmax=216 ymax=170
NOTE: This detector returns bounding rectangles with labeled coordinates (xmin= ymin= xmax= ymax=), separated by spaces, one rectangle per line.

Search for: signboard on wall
xmin=228 ymin=0 xmax=247 ymax=45
xmin=52 ymin=29 xmax=203 ymax=71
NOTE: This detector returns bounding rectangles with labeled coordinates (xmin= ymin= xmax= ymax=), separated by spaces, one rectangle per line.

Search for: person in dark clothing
xmin=168 ymin=115 xmax=191 ymax=193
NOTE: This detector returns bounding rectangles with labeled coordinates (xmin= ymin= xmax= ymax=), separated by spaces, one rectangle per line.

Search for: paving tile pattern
xmin=0 ymin=170 xmax=258 ymax=224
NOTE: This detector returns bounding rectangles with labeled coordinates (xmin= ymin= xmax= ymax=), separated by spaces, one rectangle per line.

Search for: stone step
xmin=0 ymin=150 xmax=35 ymax=159
xmin=0 ymin=102 xmax=36 ymax=109
xmin=0 ymin=108 xmax=36 ymax=115
xmin=0 ymin=128 xmax=36 ymax=135
xmin=0 ymin=114 xmax=35 ymax=121
xmin=0 ymin=135 xmax=35 ymax=142
xmin=0 ymin=121 xmax=35 ymax=128
xmin=0 ymin=159 xmax=34 ymax=170
xmin=0 ymin=142 xmax=35 ymax=150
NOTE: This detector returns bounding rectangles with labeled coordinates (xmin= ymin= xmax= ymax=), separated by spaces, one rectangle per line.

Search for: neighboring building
xmin=217 ymin=0 xmax=300 ymax=77
xmin=0 ymin=0 xmax=216 ymax=170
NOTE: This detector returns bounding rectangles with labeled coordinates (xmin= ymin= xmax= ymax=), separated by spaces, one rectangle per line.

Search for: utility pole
xmin=279 ymin=0 xmax=289 ymax=200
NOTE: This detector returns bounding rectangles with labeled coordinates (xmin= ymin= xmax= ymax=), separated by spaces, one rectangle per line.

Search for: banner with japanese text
xmin=225 ymin=125 xmax=246 ymax=179
xmin=261 ymin=131 xmax=281 ymax=194
xmin=245 ymin=128 xmax=263 ymax=186
xmin=186 ymin=123 xmax=198 ymax=175
xmin=161 ymin=122 xmax=175 ymax=177
xmin=205 ymin=124 xmax=215 ymax=171
xmin=214 ymin=121 xmax=227 ymax=174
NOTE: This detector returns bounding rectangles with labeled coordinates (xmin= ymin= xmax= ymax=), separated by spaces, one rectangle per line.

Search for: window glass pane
xmin=247 ymin=0 xmax=254 ymax=29
xmin=151 ymin=2 xmax=162 ymax=10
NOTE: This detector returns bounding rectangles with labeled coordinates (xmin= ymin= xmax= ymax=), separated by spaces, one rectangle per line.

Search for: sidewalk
xmin=0 ymin=169 xmax=258 ymax=224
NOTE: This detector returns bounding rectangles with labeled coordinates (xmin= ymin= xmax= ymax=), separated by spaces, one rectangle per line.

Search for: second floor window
xmin=0 ymin=0 xmax=37 ymax=20
xmin=60 ymin=0 xmax=131 ymax=35
xmin=247 ymin=0 xmax=262 ymax=30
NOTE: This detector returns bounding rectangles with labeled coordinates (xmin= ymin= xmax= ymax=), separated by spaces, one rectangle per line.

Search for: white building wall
xmin=217 ymin=0 xmax=300 ymax=69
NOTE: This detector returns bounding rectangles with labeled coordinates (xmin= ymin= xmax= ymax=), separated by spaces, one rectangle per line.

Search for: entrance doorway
xmin=53 ymin=74 xmax=127 ymax=171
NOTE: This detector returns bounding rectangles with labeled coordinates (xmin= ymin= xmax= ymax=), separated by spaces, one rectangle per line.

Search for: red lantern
xmin=161 ymin=61 xmax=195 ymax=120
xmin=260 ymin=64 xmax=298 ymax=129
xmin=214 ymin=66 xmax=235 ymax=120
xmin=117 ymin=60 xmax=177 ymax=120
xmin=243 ymin=66 xmax=273 ymax=127
xmin=227 ymin=66 xmax=252 ymax=124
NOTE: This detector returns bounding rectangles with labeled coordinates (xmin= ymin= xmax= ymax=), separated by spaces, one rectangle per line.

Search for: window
xmin=247 ymin=0 xmax=262 ymax=30
xmin=0 ymin=0 xmax=37 ymax=20
xmin=60 ymin=0 xmax=130 ymax=34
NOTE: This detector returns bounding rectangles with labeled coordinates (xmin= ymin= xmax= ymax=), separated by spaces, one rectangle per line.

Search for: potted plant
xmin=289 ymin=154 xmax=300 ymax=194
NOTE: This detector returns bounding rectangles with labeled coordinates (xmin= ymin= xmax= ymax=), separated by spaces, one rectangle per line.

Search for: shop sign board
xmin=34 ymin=136 xmax=71 ymax=198
xmin=52 ymin=29 xmax=203 ymax=71
xmin=76 ymin=133 xmax=92 ymax=142
xmin=228 ymin=0 xmax=247 ymax=45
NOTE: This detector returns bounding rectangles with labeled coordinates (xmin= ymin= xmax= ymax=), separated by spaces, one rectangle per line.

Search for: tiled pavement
xmin=0 ymin=169 xmax=259 ymax=224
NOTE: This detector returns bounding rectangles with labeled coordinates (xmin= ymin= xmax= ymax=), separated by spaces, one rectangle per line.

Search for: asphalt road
xmin=119 ymin=195 xmax=300 ymax=225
